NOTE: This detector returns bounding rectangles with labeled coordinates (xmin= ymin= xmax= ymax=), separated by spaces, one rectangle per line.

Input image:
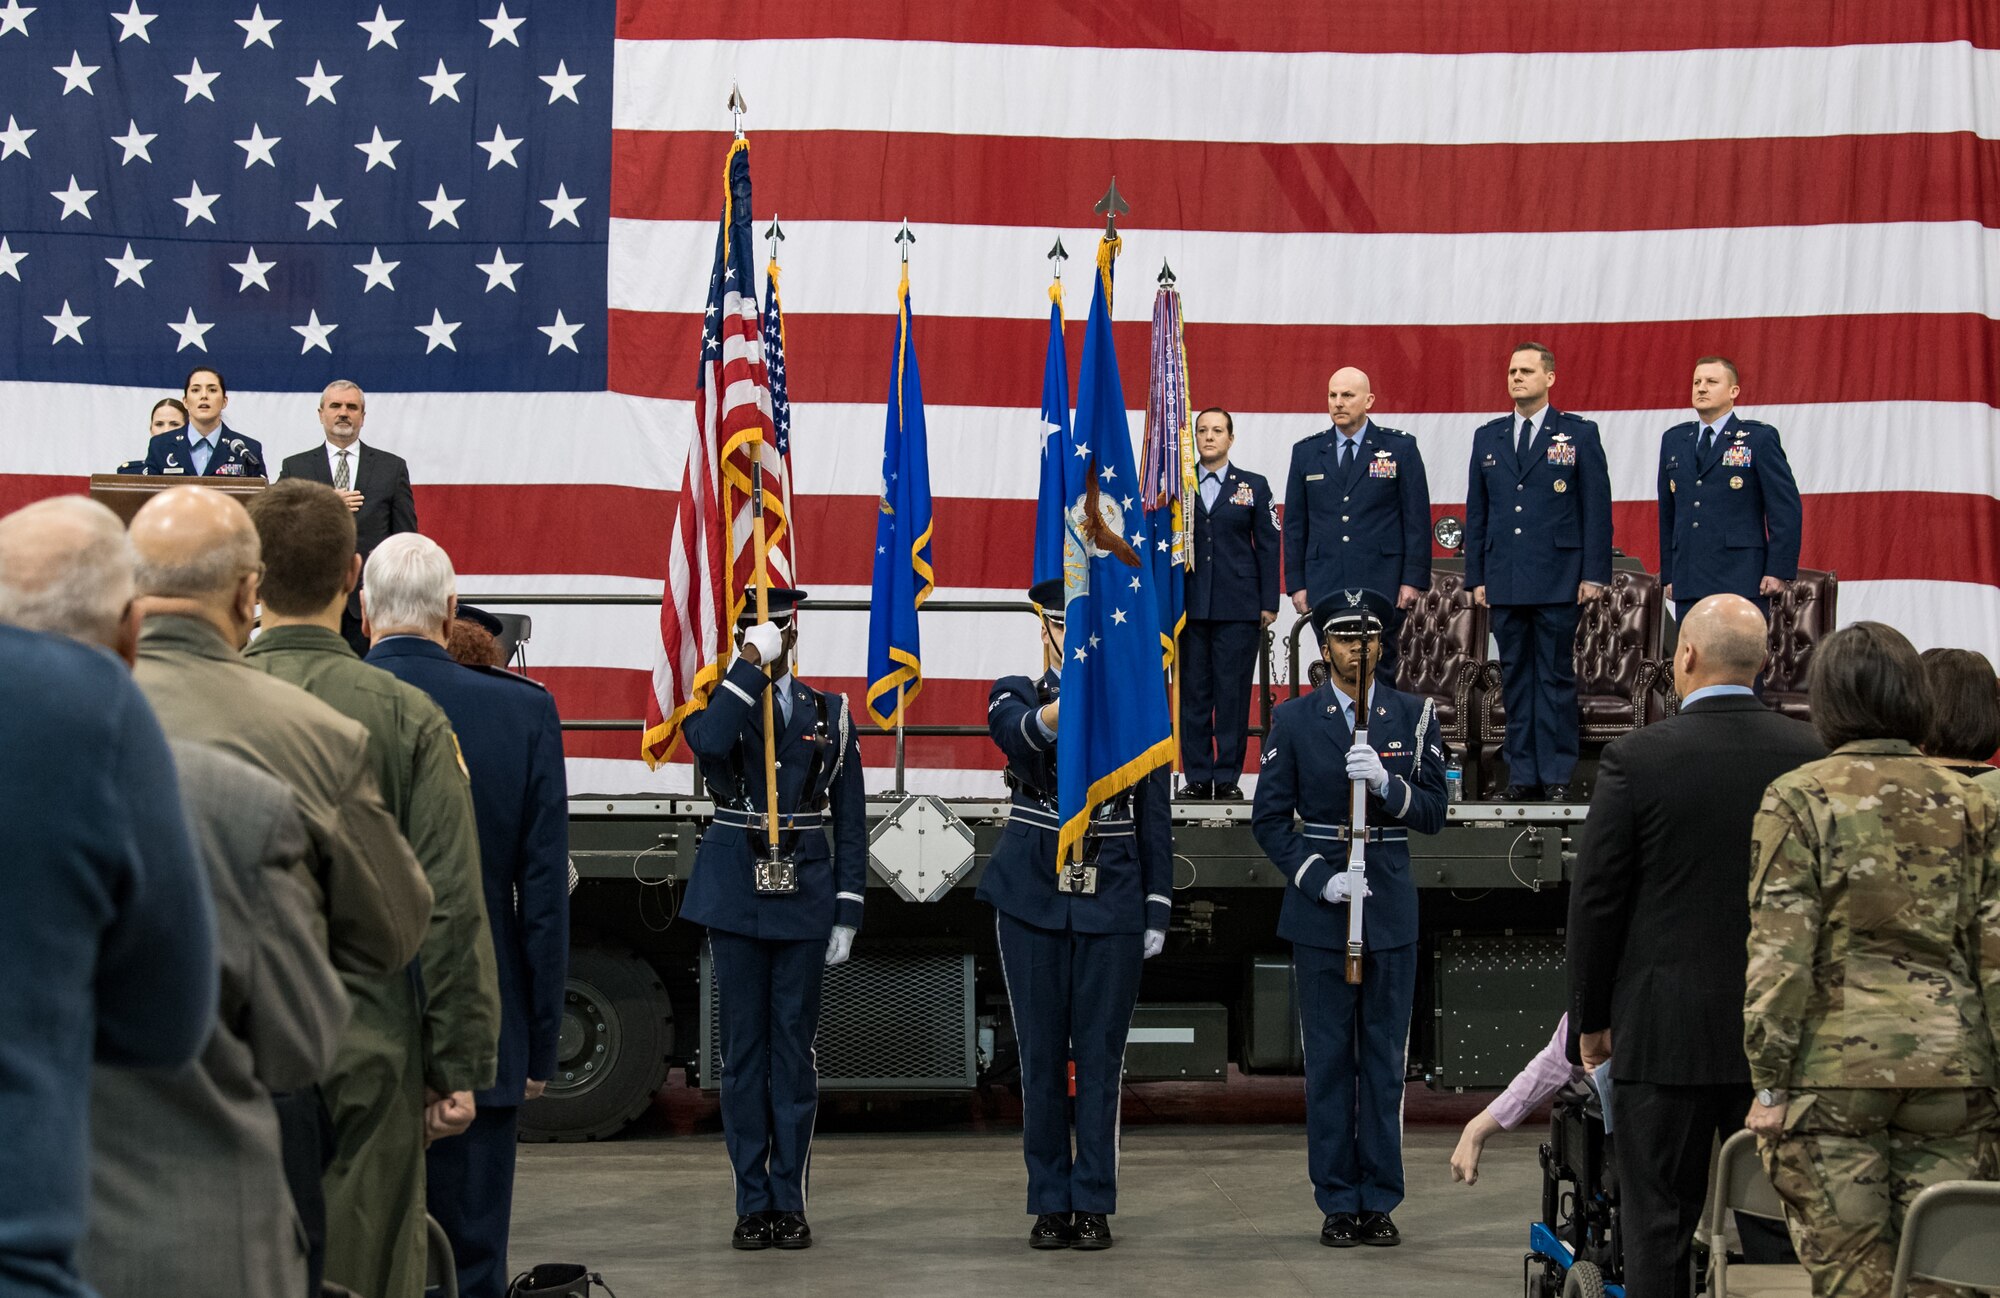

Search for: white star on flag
xmin=111 ymin=2 xmax=156 ymax=43
xmin=105 ymin=243 xmax=152 ymax=287
xmin=540 ymin=184 xmax=585 ymax=228
xmin=44 ymin=300 xmax=88 ymax=345
xmin=1101 ymin=464 xmax=1117 ymax=482
xmin=175 ymin=180 xmax=220 ymax=226
xmin=477 ymin=124 xmax=522 ymax=169
xmin=0 ymin=115 xmax=33 ymax=160
xmin=296 ymin=185 xmax=341 ymax=230
xmin=292 ymin=309 xmax=336 ymax=354
xmin=54 ymin=51 xmax=101 ymax=96
xmin=236 ymin=4 xmax=280 ymax=48
xmin=0 ymin=1 xmax=33 ymax=38
xmin=1073 ymin=441 xmax=1091 ymax=459
xmin=168 ymin=308 xmax=215 ymax=353
xmin=479 ymin=2 xmax=524 ymax=46
xmin=355 ymin=126 xmax=400 ymax=171
xmin=419 ymin=184 xmax=465 ymax=229
xmin=175 ymin=57 xmax=219 ymax=102
xmin=298 ymin=61 xmax=341 ymax=105
xmin=1089 ymin=634 xmax=1101 ymax=649
xmin=415 ymin=309 xmax=462 ymax=353
xmin=0 ymin=237 xmax=24 ymax=282
xmin=1074 ymin=647 xmax=1089 ymax=663
xmin=358 ymin=5 xmax=402 ymax=48
xmin=1129 ymin=576 xmax=1142 ymax=591
xmin=419 ymin=59 xmax=465 ymax=103
xmin=1110 ymin=608 xmax=1128 ymax=624
xmin=352 ymin=247 xmax=399 ymax=292
xmin=50 ymin=175 xmax=97 ymax=221
xmin=235 ymin=124 xmax=280 ymax=168
xmin=538 ymin=309 xmax=583 ymax=354
xmin=109 ymin=119 xmax=153 ymax=164
xmin=228 ymin=247 xmax=276 ymax=291
xmin=475 ymin=248 xmax=521 ymax=292
xmin=540 ymin=60 xmax=584 ymax=104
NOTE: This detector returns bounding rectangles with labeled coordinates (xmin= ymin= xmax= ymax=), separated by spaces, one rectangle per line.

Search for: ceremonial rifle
xmin=1345 ymin=635 xmax=1374 ymax=985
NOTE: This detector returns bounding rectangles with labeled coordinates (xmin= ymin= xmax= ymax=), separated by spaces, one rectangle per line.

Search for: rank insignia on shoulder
xmin=1269 ymin=501 xmax=1281 ymax=530
xmin=1730 ymin=476 xmax=1744 ymax=489
xmin=1230 ymin=481 xmax=1256 ymax=506
xmin=1264 ymin=747 xmax=1278 ymax=763
xmin=1554 ymin=479 xmax=1568 ymax=493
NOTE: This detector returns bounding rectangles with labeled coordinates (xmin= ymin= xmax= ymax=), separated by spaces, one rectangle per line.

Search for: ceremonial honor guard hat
xmin=736 ymin=587 xmax=809 ymax=627
xmin=1310 ymin=586 xmax=1394 ymax=639
xmin=1028 ymin=577 xmax=1065 ymax=625
xmin=454 ymin=603 xmax=506 ymax=637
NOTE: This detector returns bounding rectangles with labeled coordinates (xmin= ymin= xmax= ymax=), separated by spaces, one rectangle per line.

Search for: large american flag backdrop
xmin=2 ymin=2 xmax=1995 ymax=796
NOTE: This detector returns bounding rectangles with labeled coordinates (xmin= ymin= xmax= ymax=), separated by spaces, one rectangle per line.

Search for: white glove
xmin=740 ymin=621 xmax=782 ymax=666
xmin=1346 ymin=743 xmax=1389 ymax=792
xmin=1142 ymin=928 xmax=1165 ymax=960
xmin=825 ymin=924 xmax=855 ymax=967
xmin=1322 ymin=871 xmax=1372 ymax=905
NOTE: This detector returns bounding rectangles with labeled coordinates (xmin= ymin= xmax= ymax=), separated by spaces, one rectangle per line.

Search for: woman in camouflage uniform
xmin=1922 ymin=647 xmax=2000 ymax=799
xmin=1745 ymin=623 xmax=2000 ymax=1298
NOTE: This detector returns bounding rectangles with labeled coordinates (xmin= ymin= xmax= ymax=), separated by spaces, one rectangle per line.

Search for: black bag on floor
xmin=504 ymin=1265 xmax=617 ymax=1297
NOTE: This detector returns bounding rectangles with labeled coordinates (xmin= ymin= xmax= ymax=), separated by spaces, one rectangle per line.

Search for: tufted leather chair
xmin=1394 ymin=570 xmax=1488 ymax=753
xmin=1761 ymin=569 xmax=1837 ymax=720
xmin=1482 ymin=568 xmax=1666 ymax=752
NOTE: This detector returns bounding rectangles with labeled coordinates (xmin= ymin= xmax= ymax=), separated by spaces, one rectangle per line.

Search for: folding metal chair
xmin=1889 ymin=1180 xmax=2000 ymax=1298
xmin=1704 ymin=1130 xmax=1811 ymax=1297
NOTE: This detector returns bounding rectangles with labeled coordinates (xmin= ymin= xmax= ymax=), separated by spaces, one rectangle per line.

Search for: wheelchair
xmin=1523 ymin=1080 xmax=1624 ymax=1298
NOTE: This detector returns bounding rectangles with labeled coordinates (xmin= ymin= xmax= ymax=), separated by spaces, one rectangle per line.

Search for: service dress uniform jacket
xmin=370 ymin=636 xmax=570 ymax=1298
xmin=1252 ymin=679 xmax=1446 ymax=1218
xmin=1282 ymin=424 xmax=1433 ymax=676
xmin=682 ymin=656 xmax=866 ymax=1217
xmin=1462 ymin=408 xmax=1613 ymax=789
xmin=245 ymin=625 xmax=499 ymax=1298
xmin=83 ymin=742 xmax=349 ymax=1298
xmin=1656 ymin=413 xmax=1802 ymax=614
xmin=979 ymin=669 xmax=1173 ymax=1216
xmin=1183 ymin=464 xmax=1280 ymax=790
xmin=143 ymin=424 xmax=265 ymax=477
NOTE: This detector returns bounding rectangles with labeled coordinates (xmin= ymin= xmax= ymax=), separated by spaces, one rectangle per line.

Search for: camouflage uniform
xmin=1746 ymin=739 xmax=2000 ymax=1297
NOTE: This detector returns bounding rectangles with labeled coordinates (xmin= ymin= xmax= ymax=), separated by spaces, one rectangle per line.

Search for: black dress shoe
xmin=768 ymin=1211 xmax=811 ymax=1249
xmin=1503 ymin=783 xmax=1541 ymax=801
xmin=731 ymin=1215 xmax=773 ymax=1250
xmin=1320 ymin=1213 xmax=1360 ymax=1247
xmin=1029 ymin=1213 xmax=1073 ymax=1250
xmin=1214 ymin=783 xmax=1244 ymax=800
xmin=1543 ymin=783 xmax=1571 ymax=802
xmin=1182 ymin=781 xmax=1212 ymax=800
xmin=1357 ymin=1211 xmax=1401 ymax=1246
xmin=1071 ymin=1212 xmax=1114 ymax=1250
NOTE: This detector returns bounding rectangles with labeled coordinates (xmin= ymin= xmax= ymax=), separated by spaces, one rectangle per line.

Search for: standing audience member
xmin=126 ymin=485 xmax=433 ymax=1298
xmin=1920 ymin=647 xmax=2000 ymax=791
xmin=0 ymin=511 xmax=216 ymax=1296
xmin=1566 ymin=594 xmax=1822 ymax=1298
xmin=1746 ymin=622 xmax=2000 ymax=1297
xmin=0 ymin=496 xmax=350 ymax=1298
xmin=368 ymin=537 xmax=572 ymax=1298
xmin=244 ymin=481 xmax=498 ymax=1298
xmin=144 ymin=367 xmax=264 ymax=477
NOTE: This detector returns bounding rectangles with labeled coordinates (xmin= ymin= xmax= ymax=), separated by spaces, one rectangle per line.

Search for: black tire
xmin=518 ymin=939 xmax=674 ymax=1142
xmin=1562 ymin=1261 xmax=1607 ymax=1298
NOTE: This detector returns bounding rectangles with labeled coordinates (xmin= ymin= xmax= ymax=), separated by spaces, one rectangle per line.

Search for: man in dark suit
xmin=681 ymin=589 xmax=865 ymax=1252
xmin=1283 ymin=368 xmax=1433 ymax=683
xmin=367 ymin=565 xmax=571 ymax=1298
xmin=1463 ymin=342 xmax=1613 ymax=801
xmin=278 ymin=381 xmax=419 ymax=654
xmin=1567 ymin=594 xmax=1824 ymax=1298
xmin=1183 ymin=406 xmax=1280 ymax=799
xmin=1656 ymin=357 xmax=1802 ymax=621
xmin=143 ymin=366 xmax=265 ymax=477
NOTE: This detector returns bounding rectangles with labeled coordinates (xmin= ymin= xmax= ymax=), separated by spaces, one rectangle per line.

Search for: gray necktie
xmin=191 ymin=438 xmax=211 ymax=475
xmin=333 ymin=449 xmax=351 ymax=491
xmin=778 ymin=683 xmax=793 ymax=727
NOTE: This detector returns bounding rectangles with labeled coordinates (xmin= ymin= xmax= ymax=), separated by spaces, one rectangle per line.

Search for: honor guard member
xmin=1657 ymin=357 xmax=1801 ymax=620
xmin=980 ymin=579 xmax=1172 ymax=1252
xmin=681 ymin=589 xmax=865 ymax=1253
xmin=1283 ymin=368 xmax=1432 ymax=682
xmin=1183 ymin=406 xmax=1280 ymax=800
xmin=1464 ymin=343 xmax=1612 ymax=801
xmin=1252 ymin=587 xmax=1447 ymax=1248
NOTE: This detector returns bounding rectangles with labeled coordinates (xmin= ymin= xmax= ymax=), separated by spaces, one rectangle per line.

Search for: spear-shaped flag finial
xmin=765 ymin=214 xmax=785 ymax=244
xmin=1157 ymin=259 xmax=1177 ymax=286
xmin=895 ymin=218 xmax=916 ymax=263
xmin=727 ymin=83 xmax=747 ymax=138
xmin=1048 ymin=237 xmax=1069 ymax=280
xmin=1095 ymin=176 xmax=1130 ymax=237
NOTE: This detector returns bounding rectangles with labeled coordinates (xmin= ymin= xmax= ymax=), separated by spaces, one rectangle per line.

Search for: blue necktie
xmin=1201 ymin=471 xmax=1221 ymax=509
xmin=1701 ymin=426 xmax=1716 ymax=460
xmin=1518 ymin=417 xmax=1533 ymax=461
xmin=777 ymin=683 xmax=793 ymax=728
xmin=1340 ymin=438 xmax=1355 ymax=471
xmin=191 ymin=438 xmax=211 ymax=475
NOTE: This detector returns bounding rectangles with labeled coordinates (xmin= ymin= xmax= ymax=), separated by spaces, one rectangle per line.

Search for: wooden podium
xmin=88 ymin=474 xmax=268 ymax=525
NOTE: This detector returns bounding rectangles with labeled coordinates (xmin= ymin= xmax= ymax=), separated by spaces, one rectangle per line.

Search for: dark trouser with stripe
xmin=1490 ymin=602 xmax=1582 ymax=787
xmin=708 ymin=930 xmax=826 ymax=1217
xmin=1294 ymin=940 xmax=1417 ymax=1217
xmin=426 ymin=1104 xmax=519 ymax=1298
xmin=994 ymin=912 xmax=1143 ymax=1215
xmin=1180 ymin=618 xmax=1263 ymax=787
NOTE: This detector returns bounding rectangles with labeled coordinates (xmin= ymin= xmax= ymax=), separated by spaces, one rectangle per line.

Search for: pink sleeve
xmin=1487 ymin=1014 xmax=1581 ymax=1131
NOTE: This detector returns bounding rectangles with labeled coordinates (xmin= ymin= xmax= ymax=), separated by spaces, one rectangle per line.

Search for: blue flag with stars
xmin=865 ymin=261 xmax=934 ymax=730
xmin=1055 ymin=235 xmax=1173 ymax=869
xmin=1032 ymin=285 xmax=1071 ymax=588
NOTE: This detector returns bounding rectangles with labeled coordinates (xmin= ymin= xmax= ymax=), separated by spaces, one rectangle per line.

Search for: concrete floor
xmin=509 ymin=1081 xmax=1548 ymax=1297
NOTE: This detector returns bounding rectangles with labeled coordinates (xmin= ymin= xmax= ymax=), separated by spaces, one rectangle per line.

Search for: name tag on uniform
xmin=1230 ymin=481 xmax=1255 ymax=506
xmin=1546 ymin=439 xmax=1577 ymax=466
xmin=1482 ymin=454 xmax=1497 ymax=468
xmin=1368 ymin=451 xmax=1397 ymax=479
xmin=163 ymin=466 xmax=187 ymax=475
xmin=1305 ymin=473 xmax=1325 ymax=482
xmin=1722 ymin=444 xmax=1752 ymax=467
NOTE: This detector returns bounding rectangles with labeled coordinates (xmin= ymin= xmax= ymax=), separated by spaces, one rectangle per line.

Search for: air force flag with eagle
xmin=1055 ymin=235 xmax=1174 ymax=868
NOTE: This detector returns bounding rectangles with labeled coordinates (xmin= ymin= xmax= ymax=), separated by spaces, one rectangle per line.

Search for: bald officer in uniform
xmin=1656 ymin=357 xmax=1801 ymax=621
xmin=1283 ymin=368 xmax=1432 ymax=682
xmin=1464 ymin=343 xmax=1612 ymax=801
xmin=1253 ymin=587 xmax=1447 ymax=1248
xmin=982 ymin=578 xmax=1172 ymax=1251
xmin=682 ymin=589 xmax=865 ymax=1252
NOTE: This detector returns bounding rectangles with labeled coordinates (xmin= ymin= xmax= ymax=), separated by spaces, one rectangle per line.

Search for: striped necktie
xmin=334 ymin=449 xmax=350 ymax=491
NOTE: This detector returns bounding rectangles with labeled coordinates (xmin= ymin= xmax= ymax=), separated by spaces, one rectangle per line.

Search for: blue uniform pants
xmin=708 ymin=931 xmax=826 ymax=1216
xmin=995 ymin=912 xmax=1143 ymax=1215
xmin=1181 ymin=619 xmax=1262 ymax=787
xmin=426 ymin=1104 xmax=518 ymax=1298
xmin=1294 ymin=940 xmax=1417 ymax=1217
xmin=1491 ymin=602 xmax=1582 ymax=786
